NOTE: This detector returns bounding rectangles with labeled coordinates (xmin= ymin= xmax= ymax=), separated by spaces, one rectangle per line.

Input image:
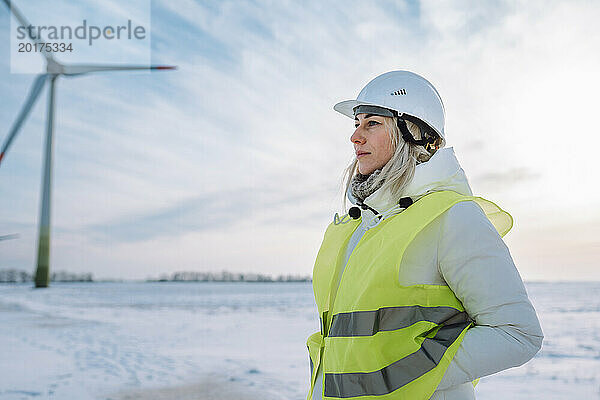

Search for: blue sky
xmin=1 ymin=0 xmax=599 ymax=280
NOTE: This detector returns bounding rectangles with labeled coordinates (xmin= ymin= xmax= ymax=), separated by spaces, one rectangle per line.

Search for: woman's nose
xmin=350 ymin=127 xmax=366 ymax=144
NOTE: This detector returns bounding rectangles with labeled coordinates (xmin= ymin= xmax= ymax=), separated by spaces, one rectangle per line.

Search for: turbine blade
xmin=1 ymin=0 xmax=53 ymax=61
xmin=0 ymin=233 xmax=19 ymax=241
xmin=63 ymin=64 xmax=177 ymax=76
xmin=0 ymin=74 xmax=47 ymax=166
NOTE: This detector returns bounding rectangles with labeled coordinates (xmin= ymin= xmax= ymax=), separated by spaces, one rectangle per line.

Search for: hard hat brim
xmin=333 ymin=100 xmax=386 ymax=119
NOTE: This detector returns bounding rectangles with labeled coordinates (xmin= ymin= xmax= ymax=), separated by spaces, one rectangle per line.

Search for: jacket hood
xmin=347 ymin=147 xmax=473 ymax=215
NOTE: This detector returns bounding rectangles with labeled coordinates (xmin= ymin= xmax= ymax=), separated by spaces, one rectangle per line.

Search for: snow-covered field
xmin=0 ymin=281 xmax=598 ymax=399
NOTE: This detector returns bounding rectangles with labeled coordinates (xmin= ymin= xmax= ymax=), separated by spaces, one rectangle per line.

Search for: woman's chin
xmin=358 ymin=165 xmax=375 ymax=175
xmin=356 ymin=162 xmax=366 ymax=173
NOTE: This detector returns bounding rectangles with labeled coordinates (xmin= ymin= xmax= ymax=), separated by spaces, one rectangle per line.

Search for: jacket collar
xmin=347 ymin=147 xmax=473 ymax=220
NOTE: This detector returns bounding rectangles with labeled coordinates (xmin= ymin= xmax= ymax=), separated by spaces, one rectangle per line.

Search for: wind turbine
xmin=0 ymin=0 xmax=176 ymax=288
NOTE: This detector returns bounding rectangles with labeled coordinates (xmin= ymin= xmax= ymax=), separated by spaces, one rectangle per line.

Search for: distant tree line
xmin=0 ymin=269 xmax=93 ymax=283
xmin=0 ymin=269 xmax=310 ymax=283
xmin=150 ymin=270 xmax=312 ymax=283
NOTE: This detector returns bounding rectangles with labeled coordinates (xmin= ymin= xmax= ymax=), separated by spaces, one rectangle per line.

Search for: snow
xmin=0 ymin=281 xmax=598 ymax=399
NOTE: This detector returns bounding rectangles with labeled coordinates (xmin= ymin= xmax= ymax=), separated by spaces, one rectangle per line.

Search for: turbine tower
xmin=0 ymin=0 xmax=176 ymax=287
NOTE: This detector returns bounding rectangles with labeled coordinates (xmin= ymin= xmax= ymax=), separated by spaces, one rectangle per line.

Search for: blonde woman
xmin=306 ymin=70 xmax=543 ymax=400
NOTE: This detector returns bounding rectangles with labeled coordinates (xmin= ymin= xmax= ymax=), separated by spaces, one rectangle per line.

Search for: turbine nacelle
xmin=47 ymin=59 xmax=64 ymax=75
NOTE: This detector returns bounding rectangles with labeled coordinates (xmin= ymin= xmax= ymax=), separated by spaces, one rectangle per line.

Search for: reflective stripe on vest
xmin=329 ymin=306 xmax=470 ymax=337
xmin=306 ymin=191 xmax=512 ymax=400
xmin=324 ymin=321 xmax=471 ymax=398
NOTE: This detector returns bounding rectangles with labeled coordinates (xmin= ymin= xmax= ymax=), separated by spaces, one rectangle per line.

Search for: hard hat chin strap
xmin=395 ymin=113 xmax=438 ymax=148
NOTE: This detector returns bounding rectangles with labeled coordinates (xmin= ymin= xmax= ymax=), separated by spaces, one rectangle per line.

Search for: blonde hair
xmin=342 ymin=117 xmax=445 ymax=210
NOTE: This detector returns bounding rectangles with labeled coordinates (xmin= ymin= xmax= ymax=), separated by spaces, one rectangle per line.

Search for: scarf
xmin=350 ymin=169 xmax=384 ymax=203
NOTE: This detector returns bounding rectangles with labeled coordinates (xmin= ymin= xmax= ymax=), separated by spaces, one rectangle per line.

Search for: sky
xmin=0 ymin=0 xmax=599 ymax=281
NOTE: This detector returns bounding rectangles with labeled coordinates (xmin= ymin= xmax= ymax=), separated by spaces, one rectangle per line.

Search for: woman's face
xmin=351 ymin=113 xmax=395 ymax=175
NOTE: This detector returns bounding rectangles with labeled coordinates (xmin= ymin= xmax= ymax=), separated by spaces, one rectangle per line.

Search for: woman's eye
xmin=355 ymin=120 xmax=380 ymax=128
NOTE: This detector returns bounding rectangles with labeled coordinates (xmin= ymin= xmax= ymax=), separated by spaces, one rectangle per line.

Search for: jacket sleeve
xmin=435 ymin=201 xmax=544 ymax=390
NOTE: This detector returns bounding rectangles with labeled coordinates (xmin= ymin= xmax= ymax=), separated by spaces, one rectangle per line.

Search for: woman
xmin=306 ymin=70 xmax=543 ymax=400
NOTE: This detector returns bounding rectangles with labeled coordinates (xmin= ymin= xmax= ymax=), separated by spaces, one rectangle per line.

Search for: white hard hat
xmin=334 ymin=70 xmax=446 ymax=140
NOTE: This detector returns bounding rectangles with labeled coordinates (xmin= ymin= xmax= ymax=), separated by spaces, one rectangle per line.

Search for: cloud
xmin=86 ymin=185 xmax=331 ymax=243
xmin=472 ymin=167 xmax=542 ymax=188
xmin=2 ymin=0 xmax=600 ymax=280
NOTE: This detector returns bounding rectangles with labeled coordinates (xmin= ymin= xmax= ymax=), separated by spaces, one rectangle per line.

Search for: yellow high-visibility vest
xmin=307 ymin=191 xmax=512 ymax=400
